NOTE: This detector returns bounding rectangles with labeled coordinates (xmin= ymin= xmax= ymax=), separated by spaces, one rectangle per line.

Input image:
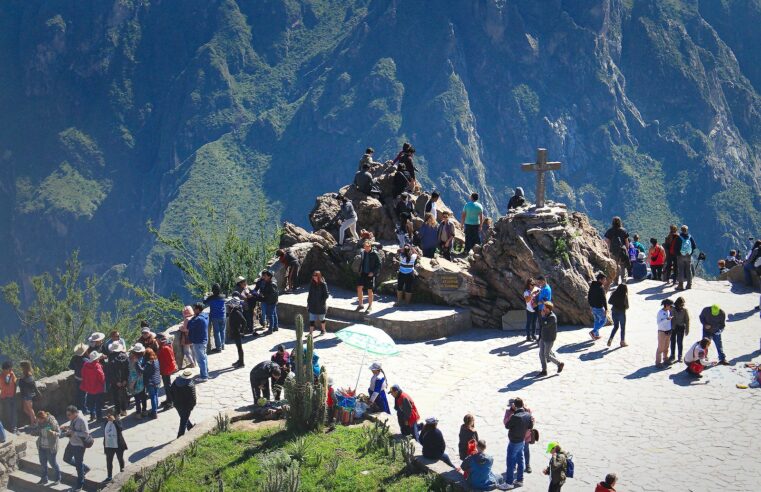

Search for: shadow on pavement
xmin=499 ymin=372 xmax=558 ymax=392
xmin=489 ymin=340 xmax=535 ymax=357
xmin=624 ymin=365 xmax=665 ymax=380
xmin=579 ymin=346 xmax=621 ymax=361
xmin=728 ymin=308 xmax=760 ymax=323
xmin=129 ymin=441 xmax=172 ymax=463
xmin=729 ymin=350 xmax=761 ymax=366
xmin=668 ymin=371 xmax=709 ymax=386
xmin=556 ymin=340 xmax=595 ymax=354
xmin=209 ymin=366 xmax=238 ymax=378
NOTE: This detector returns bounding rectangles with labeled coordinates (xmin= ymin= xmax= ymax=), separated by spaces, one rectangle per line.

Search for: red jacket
xmin=395 ymin=392 xmax=420 ymax=427
xmin=158 ymin=344 xmax=178 ymax=376
xmin=595 ymin=483 xmax=616 ymax=492
xmin=80 ymin=360 xmax=105 ymax=394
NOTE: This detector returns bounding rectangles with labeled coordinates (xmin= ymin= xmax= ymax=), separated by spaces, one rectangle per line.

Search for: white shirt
xmin=104 ymin=421 xmax=119 ymax=449
xmin=524 ymin=287 xmax=539 ymax=312
xmin=657 ymin=309 xmax=672 ymax=332
xmin=369 ymin=374 xmax=387 ymax=403
xmin=684 ymin=342 xmax=706 ymax=364
xmin=428 ymin=201 xmax=438 ymax=221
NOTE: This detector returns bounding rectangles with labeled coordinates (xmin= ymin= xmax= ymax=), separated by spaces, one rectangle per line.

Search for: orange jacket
xmin=0 ymin=370 xmax=17 ymax=398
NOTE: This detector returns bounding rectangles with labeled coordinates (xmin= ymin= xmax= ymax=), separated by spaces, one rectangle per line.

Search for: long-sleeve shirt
xmin=67 ymin=412 xmax=90 ymax=447
xmin=699 ymin=307 xmax=726 ymax=334
xmin=657 ymin=309 xmax=672 ymax=332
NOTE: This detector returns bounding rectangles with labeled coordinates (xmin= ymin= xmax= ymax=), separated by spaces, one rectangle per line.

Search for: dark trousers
xmin=650 ymin=265 xmax=663 ymax=280
xmin=105 ymin=448 xmax=125 ymax=478
xmin=440 ymin=243 xmax=452 ymax=261
xmin=664 ymin=254 xmax=678 ymax=281
xmin=231 ymin=336 xmax=244 ymax=364
xmin=161 ymin=376 xmax=172 ymax=405
xmin=525 ymin=310 xmax=538 ymax=338
xmin=110 ymin=385 xmax=128 ymax=413
xmin=86 ymin=393 xmax=103 ymax=420
xmin=549 ymin=483 xmax=563 ymax=492
xmin=134 ymin=390 xmax=146 ymax=414
xmin=177 ymin=409 xmax=193 ymax=437
xmin=524 ymin=442 xmax=531 ymax=467
xmin=63 ymin=444 xmax=87 ymax=489
xmin=1 ymin=397 xmax=17 ymax=431
xmin=464 ymin=224 xmax=481 ymax=252
xmin=251 ymin=377 xmax=271 ymax=402
xmin=609 ymin=309 xmax=626 ymax=341
xmin=670 ymin=327 xmax=686 ymax=359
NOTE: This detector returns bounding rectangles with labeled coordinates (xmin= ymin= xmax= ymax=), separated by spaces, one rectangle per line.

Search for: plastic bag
xmin=355 ymin=401 xmax=368 ymax=418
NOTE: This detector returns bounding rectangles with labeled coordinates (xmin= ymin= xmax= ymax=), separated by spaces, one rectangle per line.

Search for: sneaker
xmin=514 ymin=482 xmax=523 ymax=488
xmin=606 ymin=339 xmax=612 ymax=347
xmin=502 ymin=485 xmax=515 ymax=490
xmin=365 ymin=305 xmax=372 ymax=313
xmin=589 ymin=330 xmax=596 ymax=340
xmin=51 ymin=480 xmax=60 ymax=486
xmin=676 ymin=357 xmax=682 ymax=363
xmin=557 ymin=362 xmax=565 ymax=373
xmin=195 ymin=377 xmax=208 ymax=383
xmin=538 ymin=370 xmax=548 ymax=376
xmin=525 ymin=336 xmax=532 ymax=342
xmin=104 ymin=477 xmax=112 ymax=483
xmin=37 ymin=478 xmax=49 ymax=485
xmin=355 ymin=305 xmax=363 ymax=311
xmin=620 ymin=341 xmax=628 ymax=347
xmin=719 ymin=360 xmax=730 ymax=366
xmin=525 ymin=466 xmax=532 ymax=474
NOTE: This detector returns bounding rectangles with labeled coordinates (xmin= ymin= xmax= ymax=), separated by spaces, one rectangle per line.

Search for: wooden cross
xmin=521 ymin=148 xmax=561 ymax=208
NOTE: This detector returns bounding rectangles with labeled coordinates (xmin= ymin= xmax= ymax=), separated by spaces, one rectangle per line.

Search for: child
xmin=103 ymin=410 xmax=128 ymax=482
xmin=0 ymin=361 xmax=18 ymax=433
xmin=656 ymin=299 xmax=674 ymax=368
xmin=458 ymin=414 xmax=479 ymax=461
xmin=326 ymin=377 xmax=336 ymax=425
xmin=157 ymin=334 xmax=178 ymax=409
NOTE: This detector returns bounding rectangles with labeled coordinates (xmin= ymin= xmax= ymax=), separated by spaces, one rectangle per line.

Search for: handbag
xmin=688 ymin=361 xmax=704 ymax=375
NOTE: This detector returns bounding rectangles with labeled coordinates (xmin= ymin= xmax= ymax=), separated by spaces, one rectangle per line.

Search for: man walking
xmin=461 ymin=192 xmax=484 ymax=254
xmin=674 ymin=225 xmax=697 ymax=291
xmin=62 ymin=405 xmax=91 ymax=492
xmin=539 ymin=302 xmax=565 ymax=376
xmin=587 ymin=272 xmax=608 ymax=340
xmin=604 ymin=217 xmax=630 ymax=285
xmin=171 ymin=368 xmax=197 ymax=438
xmin=504 ymin=397 xmax=533 ymax=489
xmin=188 ymin=303 xmax=209 ymax=382
xmin=699 ymin=304 xmax=729 ymax=365
xmin=356 ymin=241 xmax=381 ymax=313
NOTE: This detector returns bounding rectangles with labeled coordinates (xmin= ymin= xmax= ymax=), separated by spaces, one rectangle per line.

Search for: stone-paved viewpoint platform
xmin=7 ymin=279 xmax=761 ymax=491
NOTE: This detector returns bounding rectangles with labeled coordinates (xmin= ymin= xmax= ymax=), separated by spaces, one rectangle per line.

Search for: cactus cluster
xmin=284 ymin=314 xmax=328 ymax=433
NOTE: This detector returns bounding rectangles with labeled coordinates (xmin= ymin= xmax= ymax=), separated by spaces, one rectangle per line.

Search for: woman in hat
xmin=128 ymin=344 xmax=147 ymax=418
xmin=138 ymin=327 xmax=159 ymax=354
xmin=68 ymin=344 xmax=89 ymax=412
xmin=80 ymin=352 xmax=106 ymax=422
xmin=656 ymin=299 xmax=674 ymax=368
xmin=419 ymin=417 xmax=457 ymax=469
xmin=367 ymin=362 xmax=390 ymax=414
xmin=86 ymin=332 xmax=105 ymax=357
xmin=171 ymin=368 xmax=197 ymax=438
xmin=106 ymin=344 xmax=130 ymax=417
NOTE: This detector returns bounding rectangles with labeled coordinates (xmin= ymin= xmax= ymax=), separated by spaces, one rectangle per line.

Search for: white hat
xmin=141 ymin=327 xmax=152 ymax=335
xmin=108 ymin=342 xmax=125 ymax=353
xmin=130 ymin=343 xmax=145 ymax=353
xmin=236 ymin=276 xmax=246 ymax=283
xmin=425 ymin=417 xmax=438 ymax=425
xmin=88 ymin=332 xmax=105 ymax=343
xmin=369 ymin=362 xmax=382 ymax=371
xmin=637 ymin=251 xmax=646 ymax=260
xmin=73 ymin=343 xmax=88 ymax=356
xmin=88 ymin=351 xmax=102 ymax=362
xmin=178 ymin=367 xmax=197 ymax=379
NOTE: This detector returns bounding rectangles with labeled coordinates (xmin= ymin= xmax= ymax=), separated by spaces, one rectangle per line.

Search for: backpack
xmin=565 ymin=453 xmax=575 ymax=478
xmin=679 ymin=235 xmax=693 ymax=256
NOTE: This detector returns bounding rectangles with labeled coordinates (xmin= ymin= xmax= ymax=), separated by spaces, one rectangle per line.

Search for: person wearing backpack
xmin=603 ymin=217 xmax=630 ymax=286
xmin=674 ymin=225 xmax=697 ymax=291
xmin=543 ymin=442 xmax=569 ymax=492
xmin=663 ymin=225 xmax=680 ymax=283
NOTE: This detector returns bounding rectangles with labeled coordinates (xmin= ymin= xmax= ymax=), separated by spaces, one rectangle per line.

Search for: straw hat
xmin=73 ymin=343 xmax=88 ymax=356
xmin=88 ymin=332 xmax=105 ymax=343
xmin=130 ymin=343 xmax=145 ymax=353
xmin=88 ymin=351 xmax=102 ymax=362
xmin=178 ymin=367 xmax=197 ymax=379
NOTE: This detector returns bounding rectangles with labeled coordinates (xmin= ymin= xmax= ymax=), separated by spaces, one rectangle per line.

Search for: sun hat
xmin=108 ymin=343 xmax=125 ymax=353
xmin=141 ymin=327 xmax=152 ymax=335
xmin=73 ymin=343 xmax=88 ymax=356
xmin=88 ymin=351 xmax=101 ymax=362
xmin=178 ymin=367 xmax=197 ymax=379
xmin=546 ymin=441 xmax=559 ymax=453
xmin=369 ymin=362 xmax=382 ymax=371
xmin=235 ymin=276 xmax=246 ymax=283
xmin=88 ymin=332 xmax=105 ymax=343
xmin=425 ymin=417 xmax=438 ymax=424
xmin=130 ymin=343 xmax=145 ymax=353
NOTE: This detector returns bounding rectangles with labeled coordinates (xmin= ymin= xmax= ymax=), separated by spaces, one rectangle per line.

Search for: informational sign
xmin=439 ymin=273 xmax=461 ymax=291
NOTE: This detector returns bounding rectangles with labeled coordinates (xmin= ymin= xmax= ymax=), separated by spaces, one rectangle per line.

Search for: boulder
xmin=726 ymin=263 xmax=760 ymax=289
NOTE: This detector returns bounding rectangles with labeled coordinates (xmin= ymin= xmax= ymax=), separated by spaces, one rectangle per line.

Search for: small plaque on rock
xmin=439 ymin=273 xmax=461 ymax=291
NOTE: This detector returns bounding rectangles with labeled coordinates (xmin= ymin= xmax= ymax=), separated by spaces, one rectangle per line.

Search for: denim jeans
xmin=86 ymin=392 xmax=103 ymax=420
xmin=147 ymin=386 xmax=159 ymax=416
xmin=39 ymin=447 xmax=61 ymax=481
xmin=63 ymin=444 xmax=87 ymax=489
xmin=670 ymin=326 xmax=686 ymax=360
xmin=210 ymin=317 xmax=226 ymax=350
xmin=744 ymin=262 xmax=755 ymax=286
xmin=1 ymin=396 xmax=17 ymax=431
xmin=708 ymin=330 xmax=726 ymax=362
xmin=193 ymin=343 xmax=209 ymax=379
xmin=610 ymin=309 xmax=626 ymax=341
xmin=525 ymin=310 xmax=538 ymax=338
xmin=464 ymin=224 xmax=481 ymax=253
xmin=591 ymin=307 xmax=607 ymax=336
xmin=263 ymin=303 xmax=279 ymax=333
xmin=524 ymin=442 xmax=531 ymax=467
xmin=505 ymin=441 xmax=525 ymax=484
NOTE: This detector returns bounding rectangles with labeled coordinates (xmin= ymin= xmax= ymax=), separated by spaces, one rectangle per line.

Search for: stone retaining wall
xmin=0 ymin=439 xmax=21 ymax=489
xmin=2 ymin=371 xmax=78 ymax=427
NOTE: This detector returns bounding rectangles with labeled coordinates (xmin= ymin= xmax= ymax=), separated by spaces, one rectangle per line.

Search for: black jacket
xmin=587 ymin=281 xmax=607 ymax=309
xmin=250 ymin=361 xmax=280 ymax=384
xmin=106 ymin=352 xmax=129 ymax=385
xmin=227 ymin=306 xmax=247 ymax=339
xmin=261 ymin=279 xmax=279 ymax=305
xmin=608 ymin=289 xmax=629 ymax=312
xmin=102 ymin=420 xmax=128 ymax=451
xmin=360 ymin=249 xmax=381 ymax=276
xmin=354 ymin=170 xmax=373 ymax=194
xmin=507 ymin=194 xmax=526 ymax=211
xmin=505 ymin=408 xmax=533 ymax=443
xmin=540 ymin=312 xmax=558 ymax=342
xmin=392 ymin=170 xmax=410 ymax=197
xmin=307 ymin=281 xmax=329 ymax=315
xmin=420 ymin=427 xmax=446 ymax=460
xmin=171 ymin=378 xmax=197 ymax=413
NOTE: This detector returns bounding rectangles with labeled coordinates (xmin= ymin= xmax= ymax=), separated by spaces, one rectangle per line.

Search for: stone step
xmin=278 ymin=288 xmax=471 ymax=341
xmin=16 ymin=456 xmax=100 ymax=492
xmin=7 ymin=469 xmax=70 ymax=492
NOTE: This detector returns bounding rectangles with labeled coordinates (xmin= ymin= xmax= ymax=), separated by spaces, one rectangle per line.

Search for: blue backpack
xmin=566 ymin=453 xmax=575 ymax=478
xmin=679 ymin=235 xmax=693 ymax=256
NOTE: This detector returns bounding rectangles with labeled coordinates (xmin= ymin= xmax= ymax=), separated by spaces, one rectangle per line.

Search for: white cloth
xmin=428 ymin=201 xmax=438 ymax=221
xmin=339 ymin=217 xmax=358 ymax=244
xmin=104 ymin=421 xmax=119 ymax=449
xmin=369 ymin=374 xmax=387 ymax=403
xmin=684 ymin=342 xmax=706 ymax=364
xmin=524 ymin=287 xmax=539 ymax=312
xmin=399 ymin=254 xmax=417 ymax=274
xmin=657 ymin=309 xmax=672 ymax=332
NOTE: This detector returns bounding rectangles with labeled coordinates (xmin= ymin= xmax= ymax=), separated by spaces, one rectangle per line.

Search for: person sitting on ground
xmin=718 ymin=259 xmax=729 ymax=276
xmin=507 ymin=187 xmax=526 ymax=212
xmin=631 ymin=234 xmax=645 ymax=254
xmin=356 ymin=241 xmax=381 ymax=313
xmin=270 ymin=345 xmax=290 ymax=400
xmin=632 ymin=251 xmax=649 ymax=280
xmin=462 ymin=439 xmax=502 ymax=491
xmin=419 ymin=213 xmax=439 ymax=259
xmin=357 ymin=147 xmax=383 ymax=171
xmin=367 ymin=362 xmax=390 ymax=414
xmin=458 ymin=414 xmax=479 ymax=461
xmin=389 ymin=384 xmax=421 ymax=440
xmin=595 ymin=473 xmax=618 ymax=492
xmin=396 ymin=244 xmax=418 ymax=306
xmin=307 ymin=270 xmax=330 ymax=336
xmin=699 ymin=304 xmax=729 ymax=365
xmin=226 ymin=297 xmax=247 ymax=369
xmin=249 ymin=361 xmax=281 ymax=403
xmin=424 ymin=191 xmax=440 ymax=221
xmin=648 ymin=238 xmax=666 ymax=281
xmin=437 ymin=211 xmax=456 ymax=261
xmin=461 ymin=192 xmax=484 ymax=254
xmin=724 ymin=249 xmax=742 ymax=269
xmin=419 ymin=417 xmax=458 ymax=469
xmin=684 ymin=338 xmax=713 ymax=378
xmin=543 ymin=442 xmax=569 ymax=492
xmin=171 ymin=368 xmax=197 ymax=438
xmin=276 ymin=249 xmax=301 ymax=292
xmin=336 ymin=195 xmax=359 ymax=246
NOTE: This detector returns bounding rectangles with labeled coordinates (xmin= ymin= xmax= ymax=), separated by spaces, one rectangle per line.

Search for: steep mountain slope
xmin=0 ymin=0 xmax=760 ymax=331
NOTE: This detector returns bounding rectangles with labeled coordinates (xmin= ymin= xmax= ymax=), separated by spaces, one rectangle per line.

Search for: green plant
xmin=214 ymin=413 xmax=230 ymax=434
xmin=286 ymin=436 xmax=311 ymax=465
xmin=283 ymin=314 xmax=327 ymax=433
xmin=552 ymin=237 xmax=571 ymax=265
xmin=260 ymin=451 xmax=301 ymax=492
xmin=395 ymin=437 xmax=417 ymax=471
xmin=361 ymin=420 xmax=392 ymax=454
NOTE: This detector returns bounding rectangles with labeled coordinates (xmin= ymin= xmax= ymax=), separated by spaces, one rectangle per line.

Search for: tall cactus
xmin=284 ymin=314 xmax=327 ymax=432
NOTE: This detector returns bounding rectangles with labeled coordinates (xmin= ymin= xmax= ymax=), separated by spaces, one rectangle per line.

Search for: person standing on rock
xmin=420 ymin=213 xmax=439 ymax=259
xmin=604 ymin=217 xmax=630 ymax=286
xmin=171 ymin=368 xmax=197 ymax=438
xmin=396 ymin=244 xmax=418 ymax=306
xmin=336 ymin=195 xmax=359 ymax=246
xmin=539 ymin=302 xmax=564 ymax=376
xmin=356 ymin=240 xmax=381 ymax=313
xmin=523 ymin=278 xmax=540 ymax=342
xmin=424 ymin=191 xmax=440 ymax=221
xmin=674 ymin=225 xmax=697 ymax=291
xmin=398 ymin=146 xmax=418 ymax=192
xmin=461 ymin=192 xmax=484 ymax=254
xmin=507 ymin=187 xmax=526 ymax=212
xmin=395 ymin=192 xmax=416 ymax=245
xmin=587 ymin=272 xmax=608 ymax=340
xmin=389 ymin=384 xmax=421 ymax=440
xmin=669 ymin=297 xmax=690 ymax=363
xmin=743 ymin=240 xmax=761 ymax=287
xmin=655 ymin=299 xmax=674 ymax=368
xmin=437 ymin=211 xmax=456 ymax=261
xmin=607 ymin=284 xmax=629 ymax=348
xmin=392 ymin=162 xmax=412 ymax=198
xmin=307 ymin=270 xmax=329 ymax=336
xmin=699 ymin=304 xmax=729 ymax=365
xmin=663 ymin=225 xmax=680 ymax=283
xmin=648 ymin=238 xmax=666 ymax=281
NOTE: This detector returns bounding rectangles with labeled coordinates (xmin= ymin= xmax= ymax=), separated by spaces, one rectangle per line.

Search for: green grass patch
xmin=121 ymin=424 xmax=438 ymax=492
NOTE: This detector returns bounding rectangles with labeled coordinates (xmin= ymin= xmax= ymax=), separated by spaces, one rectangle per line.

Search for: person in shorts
xmin=356 ymin=241 xmax=381 ymax=313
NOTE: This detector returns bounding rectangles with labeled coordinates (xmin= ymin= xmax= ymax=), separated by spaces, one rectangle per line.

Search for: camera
xmin=697 ymin=252 xmax=706 ymax=261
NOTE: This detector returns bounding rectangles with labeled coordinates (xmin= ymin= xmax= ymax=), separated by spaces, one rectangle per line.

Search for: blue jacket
xmin=188 ymin=312 xmax=209 ymax=345
xmin=139 ymin=359 xmax=161 ymax=388
xmin=204 ymin=294 xmax=226 ymax=320
xmin=537 ymin=285 xmax=552 ymax=312
xmin=462 ymin=452 xmax=499 ymax=490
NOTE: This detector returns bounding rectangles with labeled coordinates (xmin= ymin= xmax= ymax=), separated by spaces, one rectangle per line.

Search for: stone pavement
xmin=20 ymin=278 xmax=759 ymax=491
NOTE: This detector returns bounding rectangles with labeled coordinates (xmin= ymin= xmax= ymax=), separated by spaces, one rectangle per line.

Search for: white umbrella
xmin=335 ymin=324 xmax=399 ymax=392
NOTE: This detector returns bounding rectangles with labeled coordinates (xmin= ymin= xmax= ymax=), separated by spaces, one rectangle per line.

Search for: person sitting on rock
xmin=392 ymin=162 xmax=412 ymax=198
xmin=354 ymin=163 xmax=382 ymax=198
xmin=437 ymin=211 xmax=456 ymax=261
xmin=717 ymin=259 xmax=729 ymax=276
xmin=419 ymin=213 xmax=439 ymax=259
xmin=395 ymin=192 xmax=416 ymax=246
xmin=356 ymin=241 xmax=381 ymax=313
xmin=357 ymin=147 xmax=383 ymax=171
xmin=419 ymin=417 xmax=458 ymax=469
xmin=507 ymin=187 xmax=526 ymax=212
xmin=336 ymin=195 xmax=359 ymax=246
xmin=249 ymin=361 xmax=281 ymax=404
xmin=684 ymin=338 xmax=712 ymax=377
xmin=396 ymin=244 xmax=418 ymax=306
xmin=462 ymin=440 xmax=503 ymax=491
xmin=724 ymin=249 xmax=742 ymax=269
xmin=276 ymin=249 xmax=300 ymax=292
xmin=631 ymin=233 xmax=646 ymax=254
xmin=424 ymin=191 xmax=440 ymax=221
